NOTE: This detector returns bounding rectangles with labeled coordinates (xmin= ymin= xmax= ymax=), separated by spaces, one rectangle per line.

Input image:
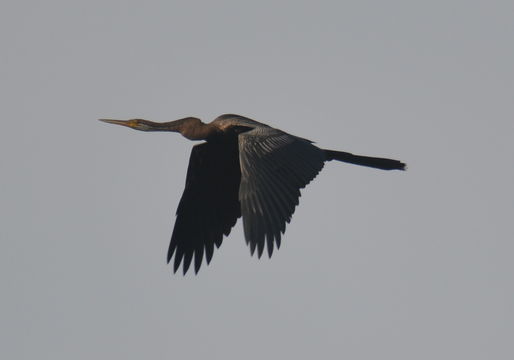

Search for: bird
xmin=99 ymin=114 xmax=406 ymax=274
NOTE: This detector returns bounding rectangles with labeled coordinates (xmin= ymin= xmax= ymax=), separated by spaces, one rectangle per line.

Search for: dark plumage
xmin=100 ymin=114 xmax=406 ymax=274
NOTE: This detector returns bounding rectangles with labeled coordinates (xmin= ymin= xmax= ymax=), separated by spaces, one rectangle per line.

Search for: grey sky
xmin=2 ymin=1 xmax=513 ymax=359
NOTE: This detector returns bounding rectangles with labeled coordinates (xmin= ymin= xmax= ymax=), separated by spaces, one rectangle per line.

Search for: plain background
xmin=2 ymin=1 xmax=513 ymax=359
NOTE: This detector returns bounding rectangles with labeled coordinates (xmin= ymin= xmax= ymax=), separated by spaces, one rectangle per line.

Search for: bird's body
xmin=100 ymin=114 xmax=405 ymax=274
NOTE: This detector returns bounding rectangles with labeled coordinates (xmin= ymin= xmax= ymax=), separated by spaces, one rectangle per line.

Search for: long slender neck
xmin=140 ymin=117 xmax=220 ymax=140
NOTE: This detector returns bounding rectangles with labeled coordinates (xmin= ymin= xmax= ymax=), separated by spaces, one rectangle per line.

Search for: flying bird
xmin=100 ymin=114 xmax=406 ymax=274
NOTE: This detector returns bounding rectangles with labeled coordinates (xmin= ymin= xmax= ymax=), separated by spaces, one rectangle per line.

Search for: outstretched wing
xmin=168 ymin=141 xmax=241 ymax=274
xmin=238 ymin=127 xmax=326 ymax=258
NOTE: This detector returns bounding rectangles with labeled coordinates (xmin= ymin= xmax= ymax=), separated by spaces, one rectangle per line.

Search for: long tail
xmin=324 ymin=150 xmax=406 ymax=171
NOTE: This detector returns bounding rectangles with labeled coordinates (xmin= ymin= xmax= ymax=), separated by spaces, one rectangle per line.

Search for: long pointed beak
xmin=99 ymin=117 xmax=181 ymax=132
xmin=98 ymin=118 xmax=136 ymax=128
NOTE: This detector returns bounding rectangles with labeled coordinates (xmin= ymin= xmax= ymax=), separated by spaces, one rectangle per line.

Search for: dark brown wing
xmin=238 ymin=127 xmax=326 ymax=258
xmin=168 ymin=141 xmax=241 ymax=274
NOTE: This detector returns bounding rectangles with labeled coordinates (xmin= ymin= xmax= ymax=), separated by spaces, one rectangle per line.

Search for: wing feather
xmin=168 ymin=141 xmax=241 ymax=274
xmin=238 ymin=128 xmax=325 ymax=257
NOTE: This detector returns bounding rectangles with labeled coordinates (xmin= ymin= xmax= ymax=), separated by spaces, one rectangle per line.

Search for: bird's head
xmin=99 ymin=116 xmax=216 ymax=140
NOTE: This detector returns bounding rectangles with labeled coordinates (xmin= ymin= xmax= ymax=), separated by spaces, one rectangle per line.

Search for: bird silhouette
xmin=100 ymin=114 xmax=406 ymax=274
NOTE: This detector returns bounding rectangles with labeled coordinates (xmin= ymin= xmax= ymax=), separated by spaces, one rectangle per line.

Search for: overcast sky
xmin=2 ymin=1 xmax=513 ymax=359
